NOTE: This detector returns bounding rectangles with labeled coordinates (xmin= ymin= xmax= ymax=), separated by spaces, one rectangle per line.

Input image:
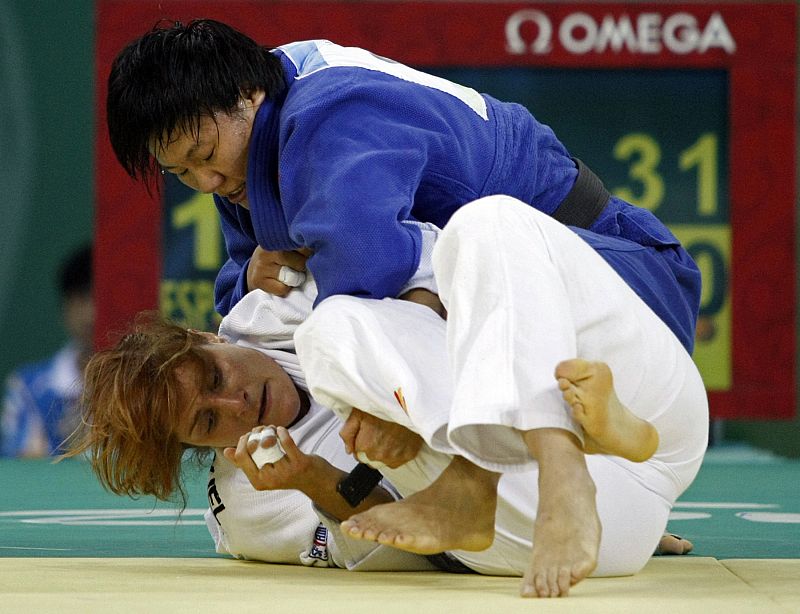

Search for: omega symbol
xmin=505 ymin=9 xmax=553 ymax=55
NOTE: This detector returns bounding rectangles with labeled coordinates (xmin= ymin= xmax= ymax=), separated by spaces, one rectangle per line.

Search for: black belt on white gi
xmin=551 ymin=158 xmax=611 ymax=229
xmin=424 ymin=551 xmax=476 ymax=574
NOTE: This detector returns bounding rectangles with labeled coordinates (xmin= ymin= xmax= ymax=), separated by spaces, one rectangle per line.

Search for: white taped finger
xmin=248 ymin=427 xmax=286 ymax=468
xmin=277 ymin=266 xmax=306 ymax=287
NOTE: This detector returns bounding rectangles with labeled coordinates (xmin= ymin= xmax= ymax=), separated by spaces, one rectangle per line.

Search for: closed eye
xmin=160 ymin=166 xmax=188 ymax=177
xmin=203 ymin=149 xmax=215 ymax=162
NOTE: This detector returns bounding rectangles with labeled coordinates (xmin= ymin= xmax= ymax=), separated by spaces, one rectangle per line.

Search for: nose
xmin=212 ymin=390 xmax=249 ymax=416
xmin=191 ymin=168 xmax=226 ymax=194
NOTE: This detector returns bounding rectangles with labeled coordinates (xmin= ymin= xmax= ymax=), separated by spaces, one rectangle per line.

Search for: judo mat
xmin=1 ymin=445 xmax=798 ymax=612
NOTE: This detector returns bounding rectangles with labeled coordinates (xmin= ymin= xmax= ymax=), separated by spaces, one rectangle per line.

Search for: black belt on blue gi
xmin=551 ymin=158 xmax=611 ymax=229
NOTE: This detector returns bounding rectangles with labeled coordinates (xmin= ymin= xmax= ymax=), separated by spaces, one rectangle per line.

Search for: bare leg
xmin=521 ymin=428 xmax=600 ymax=598
xmin=555 ymin=359 xmax=659 ymax=463
xmin=341 ymin=456 xmax=499 ymax=554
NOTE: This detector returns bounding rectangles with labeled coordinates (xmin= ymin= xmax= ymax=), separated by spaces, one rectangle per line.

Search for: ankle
xmin=448 ymin=457 xmax=500 ymax=491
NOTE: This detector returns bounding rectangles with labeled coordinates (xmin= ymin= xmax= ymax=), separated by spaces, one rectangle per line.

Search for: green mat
xmin=0 ymin=457 xmax=211 ymax=557
xmin=1 ymin=446 xmax=798 ymax=559
xmin=669 ymin=446 xmax=800 ymax=559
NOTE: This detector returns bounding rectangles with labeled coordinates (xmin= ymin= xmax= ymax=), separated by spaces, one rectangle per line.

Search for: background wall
xmin=0 ymin=0 xmax=797 ymax=455
xmin=0 ymin=0 xmax=94 ymax=385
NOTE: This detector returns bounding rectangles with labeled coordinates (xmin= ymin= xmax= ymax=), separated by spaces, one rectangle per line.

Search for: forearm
xmin=399 ymin=288 xmax=446 ymax=319
xmin=299 ymin=456 xmax=394 ymax=521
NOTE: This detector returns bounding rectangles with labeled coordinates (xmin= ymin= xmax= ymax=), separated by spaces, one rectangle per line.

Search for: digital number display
xmin=427 ymin=67 xmax=730 ymax=388
xmin=161 ymin=183 xmax=221 ymax=332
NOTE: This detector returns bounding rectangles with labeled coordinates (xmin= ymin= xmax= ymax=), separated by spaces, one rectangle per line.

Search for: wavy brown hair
xmin=65 ymin=312 xmax=211 ymax=503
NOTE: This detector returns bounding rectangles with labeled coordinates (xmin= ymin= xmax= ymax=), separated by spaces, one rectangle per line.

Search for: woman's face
xmin=151 ymin=90 xmax=265 ymax=209
xmin=172 ymin=337 xmax=302 ymax=448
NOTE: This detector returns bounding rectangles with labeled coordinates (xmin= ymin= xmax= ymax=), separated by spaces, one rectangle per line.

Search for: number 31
xmin=613 ymin=132 xmax=718 ymax=217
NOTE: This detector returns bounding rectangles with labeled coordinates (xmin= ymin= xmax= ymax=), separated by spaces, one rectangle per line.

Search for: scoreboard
xmin=96 ymin=1 xmax=797 ymax=419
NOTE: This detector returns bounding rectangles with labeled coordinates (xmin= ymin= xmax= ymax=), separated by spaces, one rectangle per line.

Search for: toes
xmin=554 ymin=360 xmax=578 ymax=380
xmin=534 ymin=571 xmax=549 ymax=598
xmin=343 ymin=518 xmax=390 ymax=544
xmin=361 ymin=525 xmax=383 ymax=542
xmin=520 ymin=572 xmax=536 ymax=598
xmin=542 ymin=566 xmax=573 ymax=597
xmin=546 ymin=567 xmax=561 ymax=597
xmin=526 ymin=564 xmax=585 ymax=598
xmin=555 ymin=358 xmax=591 ymax=382
xmin=375 ymin=528 xmax=400 ymax=546
xmin=341 ymin=519 xmax=362 ymax=538
xmin=559 ymin=382 xmax=586 ymax=414
xmin=656 ymin=534 xmax=694 ymax=555
xmin=519 ymin=582 xmax=535 ymax=598
xmin=524 ymin=555 xmax=596 ymax=598
xmin=557 ymin=566 xmax=572 ymax=596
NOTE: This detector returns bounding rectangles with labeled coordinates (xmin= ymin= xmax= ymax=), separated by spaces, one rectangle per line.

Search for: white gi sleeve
xmin=397 ymin=221 xmax=440 ymax=296
xmin=204 ymin=508 xmax=234 ymax=557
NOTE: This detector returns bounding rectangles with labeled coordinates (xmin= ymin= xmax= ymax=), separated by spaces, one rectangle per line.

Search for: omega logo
xmin=506 ymin=10 xmax=736 ymax=56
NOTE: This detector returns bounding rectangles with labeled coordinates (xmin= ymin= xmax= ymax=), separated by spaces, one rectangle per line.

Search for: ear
xmin=240 ymin=88 xmax=266 ymax=108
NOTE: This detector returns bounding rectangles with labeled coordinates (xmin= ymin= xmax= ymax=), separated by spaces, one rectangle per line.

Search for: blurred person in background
xmin=1 ymin=244 xmax=93 ymax=457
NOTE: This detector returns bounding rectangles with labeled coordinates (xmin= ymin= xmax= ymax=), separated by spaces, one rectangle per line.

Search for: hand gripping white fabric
xmin=249 ymin=427 xmax=286 ymax=468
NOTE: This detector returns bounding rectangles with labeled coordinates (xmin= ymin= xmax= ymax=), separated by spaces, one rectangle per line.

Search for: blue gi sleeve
xmin=279 ymin=98 xmax=431 ymax=306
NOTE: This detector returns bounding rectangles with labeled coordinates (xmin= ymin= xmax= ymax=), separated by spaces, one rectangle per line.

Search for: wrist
xmin=295 ymin=455 xmax=341 ymax=497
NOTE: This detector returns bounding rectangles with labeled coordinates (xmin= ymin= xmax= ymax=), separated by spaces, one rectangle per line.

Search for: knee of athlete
xmin=439 ymin=195 xmax=529 ymax=253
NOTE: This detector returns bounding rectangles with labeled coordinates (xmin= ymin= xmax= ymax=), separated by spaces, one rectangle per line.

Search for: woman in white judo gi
xmin=287 ymin=195 xmax=708 ymax=597
xmin=71 ymin=197 xmax=704 ymax=596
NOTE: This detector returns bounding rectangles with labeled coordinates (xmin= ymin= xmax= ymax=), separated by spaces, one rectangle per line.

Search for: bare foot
xmin=522 ymin=428 xmax=600 ymax=598
xmin=555 ymin=359 xmax=658 ymax=462
xmin=340 ymin=456 xmax=498 ymax=554
xmin=655 ymin=533 xmax=693 ymax=555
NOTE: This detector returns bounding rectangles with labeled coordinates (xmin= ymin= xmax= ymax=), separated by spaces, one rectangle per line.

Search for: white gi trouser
xmin=296 ymin=195 xmax=708 ymax=577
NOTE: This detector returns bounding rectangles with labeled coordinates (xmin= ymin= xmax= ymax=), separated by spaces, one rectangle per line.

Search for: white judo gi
xmin=294 ymin=195 xmax=709 ymax=577
xmin=204 ymin=398 xmax=436 ymax=571
xmin=203 ymin=255 xmax=438 ymax=572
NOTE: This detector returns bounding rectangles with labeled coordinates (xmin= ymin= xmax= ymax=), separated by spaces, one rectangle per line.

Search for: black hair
xmin=58 ymin=243 xmax=92 ymax=299
xmin=106 ymin=19 xmax=285 ymax=189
